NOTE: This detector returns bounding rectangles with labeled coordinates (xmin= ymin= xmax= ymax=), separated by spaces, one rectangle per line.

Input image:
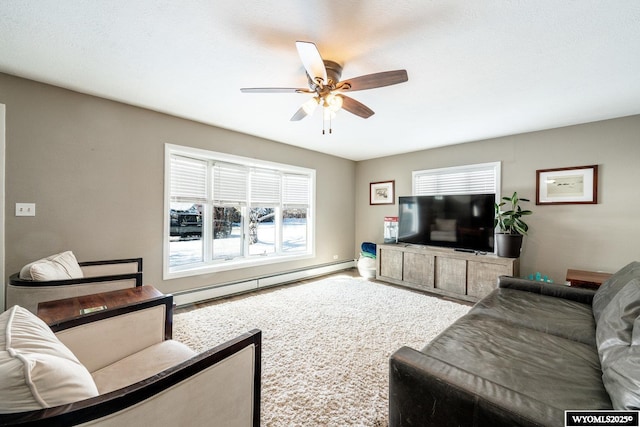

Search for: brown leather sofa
xmin=390 ymin=261 xmax=640 ymax=426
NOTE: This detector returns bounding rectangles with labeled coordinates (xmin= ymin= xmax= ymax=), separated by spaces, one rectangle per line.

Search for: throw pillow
xmin=596 ymin=278 xmax=640 ymax=410
xmin=593 ymin=261 xmax=640 ymax=324
xmin=0 ymin=305 xmax=99 ymax=413
xmin=18 ymin=251 xmax=84 ymax=281
xmin=19 ymin=254 xmax=58 ymax=279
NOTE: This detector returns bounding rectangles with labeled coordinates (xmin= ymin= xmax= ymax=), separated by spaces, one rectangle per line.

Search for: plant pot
xmin=496 ymin=233 xmax=523 ymax=258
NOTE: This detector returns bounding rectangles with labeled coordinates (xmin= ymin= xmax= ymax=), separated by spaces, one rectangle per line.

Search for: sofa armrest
xmin=0 ymin=329 xmax=262 ymax=427
xmin=390 ymin=346 xmax=556 ymax=427
xmin=498 ymin=275 xmax=596 ymax=304
xmin=53 ymin=294 xmax=173 ymax=372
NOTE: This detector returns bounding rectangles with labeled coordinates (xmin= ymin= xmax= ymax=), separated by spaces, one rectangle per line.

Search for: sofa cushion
xmin=472 ymin=288 xmax=597 ymax=345
xmin=419 ymin=314 xmax=612 ymax=423
xmin=19 ymin=251 xmax=84 ymax=281
xmin=91 ymin=340 xmax=196 ymax=395
xmin=593 ymin=261 xmax=640 ymax=324
xmin=0 ymin=306 xmax=99 ymax=413
xmin=596 ymin=277 xmax=640 ymax=410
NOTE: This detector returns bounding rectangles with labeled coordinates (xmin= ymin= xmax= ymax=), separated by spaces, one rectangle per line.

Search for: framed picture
xmin=370 ymin=180 xmax=395 ymax=205
xmin=536 ymin=165 xmax=598 ymax=205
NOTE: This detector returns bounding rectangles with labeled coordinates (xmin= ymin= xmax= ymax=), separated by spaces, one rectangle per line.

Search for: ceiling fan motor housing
xmin=307 ymin=60 xmax=343 ymax=90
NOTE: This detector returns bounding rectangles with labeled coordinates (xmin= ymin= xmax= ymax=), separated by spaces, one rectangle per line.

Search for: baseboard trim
xmin=173 ymin=260 xmax=356 ymax=307
xmin=257 ymin=261 xmax=355 ymax=288
xmin=173 ymin=279 xmax=259 ymax=307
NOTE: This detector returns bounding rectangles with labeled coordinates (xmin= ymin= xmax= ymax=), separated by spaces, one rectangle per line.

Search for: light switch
xmin=16 ymin=203 xmax=36 ymax=217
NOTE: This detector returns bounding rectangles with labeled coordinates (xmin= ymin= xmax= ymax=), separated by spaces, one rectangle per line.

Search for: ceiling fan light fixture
xmin=302 ymin=97 xmax=319 ymax=115
xmin=325 ymin=93 xmax=343 ymax=112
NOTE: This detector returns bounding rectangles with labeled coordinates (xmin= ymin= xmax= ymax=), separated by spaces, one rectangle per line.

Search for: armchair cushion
xmin=19 ymin=251 xmax=84 ymax=281
xmin=91 ymin=340 xmax=196 ymax=394
xmin=0 ymin=306 xmax=98 ymax=413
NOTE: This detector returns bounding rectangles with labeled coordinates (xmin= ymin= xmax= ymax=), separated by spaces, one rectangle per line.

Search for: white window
xmin=164 ymin=144 xmax=315 ymax=279
xmin=412 ymin=162 xmax=501 ymax=196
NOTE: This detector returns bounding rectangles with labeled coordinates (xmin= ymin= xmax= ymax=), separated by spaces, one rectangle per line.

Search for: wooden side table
xmin=37 ymin=285 xmax=173 ymax=339
xmin=566 ymin=269 xmax=612 ymax=290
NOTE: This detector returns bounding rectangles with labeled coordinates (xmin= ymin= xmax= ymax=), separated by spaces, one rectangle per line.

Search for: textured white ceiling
xmin=1 ymin=1 xmax=639 ymax=161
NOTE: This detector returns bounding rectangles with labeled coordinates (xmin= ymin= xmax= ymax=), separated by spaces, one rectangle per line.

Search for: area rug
xmin=174 ymin=274 xmax=470 ymax=427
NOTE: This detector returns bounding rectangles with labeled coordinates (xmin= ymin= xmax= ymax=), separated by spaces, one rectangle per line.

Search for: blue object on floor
xmin=361 ymin=242 xmax=377 ymax=257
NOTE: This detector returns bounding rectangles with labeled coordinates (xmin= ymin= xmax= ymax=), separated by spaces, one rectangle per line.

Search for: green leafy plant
xmin=494 ymin=192 xmax=533 ymax=235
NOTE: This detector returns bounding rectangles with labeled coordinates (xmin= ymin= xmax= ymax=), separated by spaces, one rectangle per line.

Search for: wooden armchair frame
xmin=6 ymin=258 xmax=143 ymax=313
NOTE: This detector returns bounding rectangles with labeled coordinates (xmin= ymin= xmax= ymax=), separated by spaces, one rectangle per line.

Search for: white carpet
xmin=174 ymin=274 xmax=470 ymax=427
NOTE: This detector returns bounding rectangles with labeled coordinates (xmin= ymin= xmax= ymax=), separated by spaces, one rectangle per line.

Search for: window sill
xmin=164 ymin=252 xmax=315 ymax=280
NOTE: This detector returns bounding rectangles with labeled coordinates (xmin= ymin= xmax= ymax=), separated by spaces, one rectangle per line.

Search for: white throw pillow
xmin=19 ymin=251 xmax=84 ymax=281
xmin=0 ymin=306 xmax=99 ymax=413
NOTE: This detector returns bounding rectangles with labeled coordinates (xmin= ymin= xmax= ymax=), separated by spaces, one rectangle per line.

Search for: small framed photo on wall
xmin=370 ymin=180 xmax=395 ymax=205
xmin=536 ymin=165 xmax=598 ymax=205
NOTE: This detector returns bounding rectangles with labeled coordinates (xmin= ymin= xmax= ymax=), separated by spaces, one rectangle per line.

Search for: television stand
xmin=376 ymin=244 xmax=519 ymax=302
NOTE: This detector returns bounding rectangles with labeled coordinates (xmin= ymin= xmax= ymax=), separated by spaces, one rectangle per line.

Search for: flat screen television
xmin=397 ymin=194 xmax=495 ymax=253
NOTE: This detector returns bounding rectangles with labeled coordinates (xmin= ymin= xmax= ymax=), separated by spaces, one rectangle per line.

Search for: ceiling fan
xmin=241 ymin=41 xmax=408 ymax=133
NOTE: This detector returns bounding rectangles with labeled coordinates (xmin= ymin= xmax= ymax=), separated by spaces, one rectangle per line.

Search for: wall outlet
xmin=16 ymin=203 xmax=36 ymax=217
xmin=333 ymin=254 xmax=339 ymax=260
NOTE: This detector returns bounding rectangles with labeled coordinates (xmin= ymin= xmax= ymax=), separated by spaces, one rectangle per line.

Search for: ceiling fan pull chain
xmin=321 ymin=112 xmax=333 ymax=135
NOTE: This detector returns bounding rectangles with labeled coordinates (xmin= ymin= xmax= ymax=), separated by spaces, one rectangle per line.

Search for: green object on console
xmin=526 ymin=272 xmax=553 ymax=283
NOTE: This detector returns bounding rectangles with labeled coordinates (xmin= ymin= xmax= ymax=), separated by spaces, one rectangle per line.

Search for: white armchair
xmin=7 ymin=255 xmax=143 ymax=313
xmin=0 ymin=301 xmax=261 ymax=426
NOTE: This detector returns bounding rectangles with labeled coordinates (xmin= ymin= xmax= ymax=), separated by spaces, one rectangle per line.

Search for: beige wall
xmin=356 ymin=115 xmax=640 ymax=283
xmin=0 ymin=73 xmax=356 ymax=295
xmin=0 ymin=103 xmax=5 ymax=310
xmin=3 ymin=71 xmax=638 ymax=295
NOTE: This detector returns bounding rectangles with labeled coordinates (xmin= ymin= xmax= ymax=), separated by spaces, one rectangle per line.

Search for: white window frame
xmin=412 ymin=161 xmax=501 ymax=197
xmin=164 ymin=144 xmax=316 ymax=280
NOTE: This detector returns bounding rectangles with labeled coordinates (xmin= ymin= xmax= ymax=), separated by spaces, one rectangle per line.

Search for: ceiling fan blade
xmin=295 ymin=41 xmax=327 ymax=84
xmin=340 ymin=95 xmax=375 ymax=119
xmin=240 ymin=88 xmax=312 ymax=94
xmin=339 ymin=70 xmax=408 ymax=92
xmin=290 ymin=107 xmax=308 ymax=121
xmin=291 ymin=97 xmax=319 ymax=121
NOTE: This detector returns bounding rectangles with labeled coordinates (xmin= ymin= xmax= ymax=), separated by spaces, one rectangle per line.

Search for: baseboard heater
xmin=173 ymin=260 xmax=355 ymax=307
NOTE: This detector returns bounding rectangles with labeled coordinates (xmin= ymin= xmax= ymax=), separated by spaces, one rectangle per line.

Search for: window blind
xmin=283 ymin=173 xmax=310 ymax=207
xmin=170 ymin=155 xmax=207 ymax=202
xmin=413 ymin=162 xmax=499 ymax=196
xmin=212 ymin=162 xmax=247 ymax=203
xmin=250 ymin=168 xmax=281 ymax=205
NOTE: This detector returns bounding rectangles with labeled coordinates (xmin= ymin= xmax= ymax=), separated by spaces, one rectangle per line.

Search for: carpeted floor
xmin=174 ymin=273 xmax=470 ymax=427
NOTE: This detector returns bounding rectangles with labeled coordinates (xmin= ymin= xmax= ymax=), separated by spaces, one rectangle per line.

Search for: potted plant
xmin=494 ymin=192 xmax=533 ymax=258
